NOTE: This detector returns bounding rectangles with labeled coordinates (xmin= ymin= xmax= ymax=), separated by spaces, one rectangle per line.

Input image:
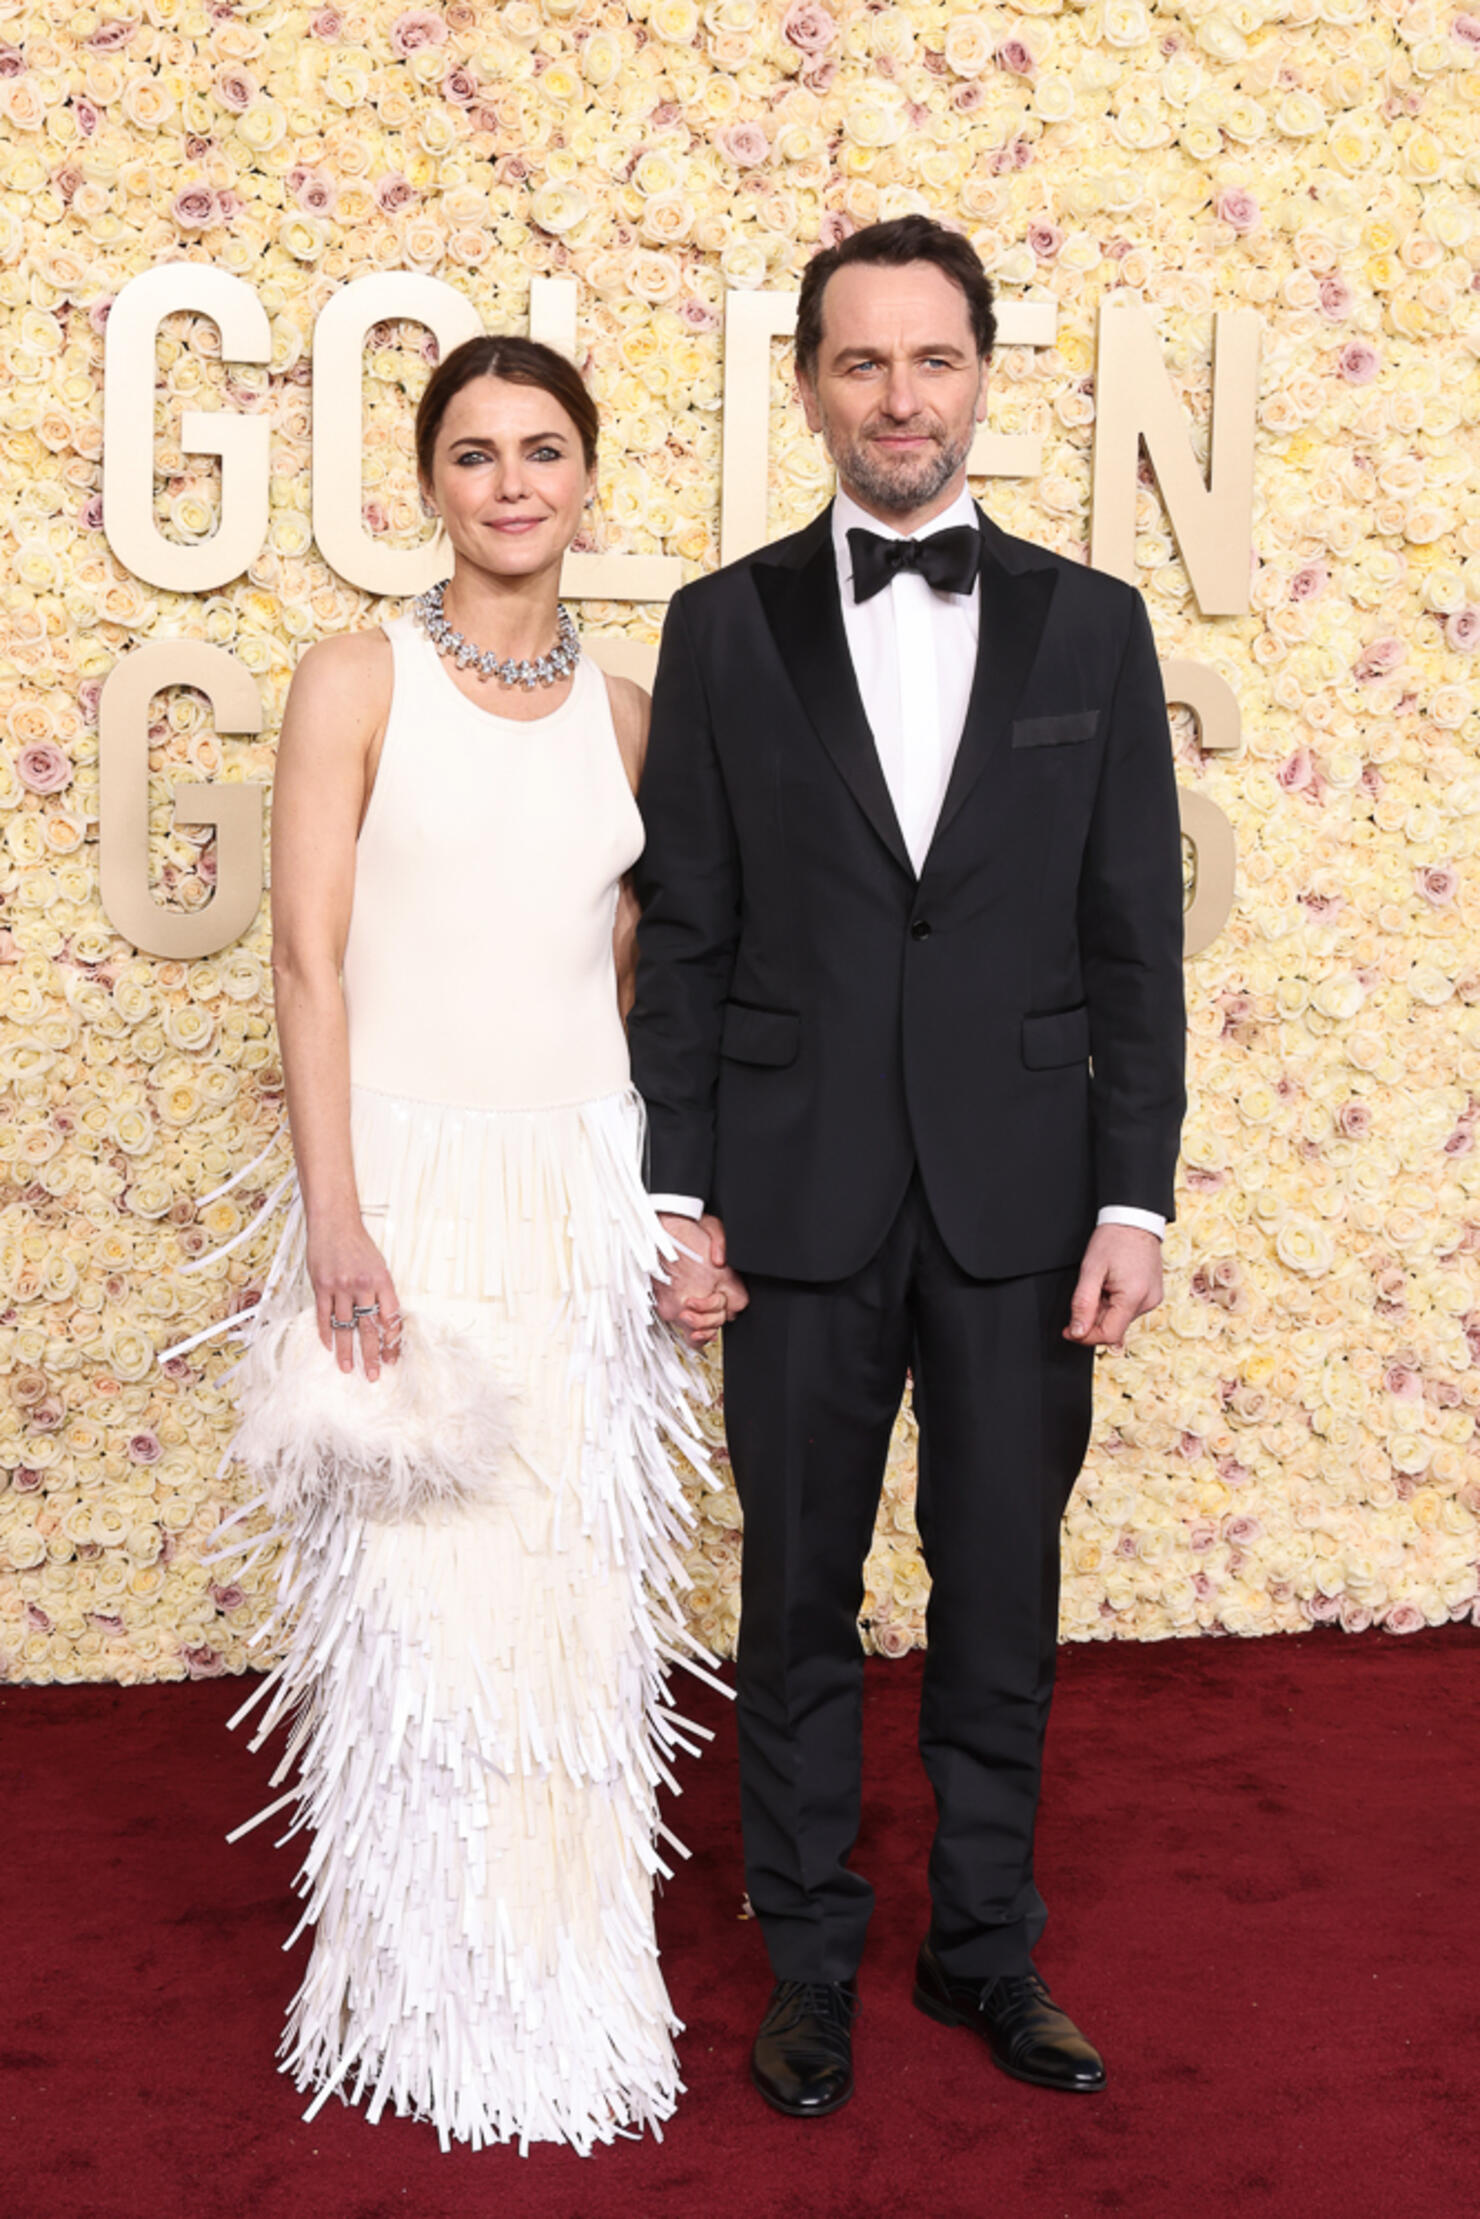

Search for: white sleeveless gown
xmin=219 ymin=618 xmax=707 ymax=2153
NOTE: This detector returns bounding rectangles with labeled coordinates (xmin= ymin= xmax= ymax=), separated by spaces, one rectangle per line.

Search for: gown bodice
xmin=341 ymin=615 xmax=642 ymax=1112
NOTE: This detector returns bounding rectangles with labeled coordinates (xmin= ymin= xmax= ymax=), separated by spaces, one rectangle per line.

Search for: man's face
xmin=797 ymin=260 xmax=990 ymax=525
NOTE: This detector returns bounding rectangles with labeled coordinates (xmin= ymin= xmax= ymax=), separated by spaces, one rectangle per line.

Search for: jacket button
xmin=910 ymin=918 xmax=932 ymax=941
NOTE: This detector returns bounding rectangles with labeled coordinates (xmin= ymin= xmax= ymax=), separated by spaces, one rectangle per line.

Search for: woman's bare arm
xmin=606 ymin=672 xmax=650 ymax=1021
xmin=271 ymin=630 xmax=398 ymax=1376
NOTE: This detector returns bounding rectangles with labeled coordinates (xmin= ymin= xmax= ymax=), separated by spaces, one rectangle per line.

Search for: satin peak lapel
xmin=930 ymin=550 xmax=1059 ymax=855
xmin=752 ymin=533 xmax=914 ymax=878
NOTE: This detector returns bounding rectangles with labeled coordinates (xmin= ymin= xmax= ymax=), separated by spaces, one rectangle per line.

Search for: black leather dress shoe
xmin=750 ymin=1978 xmax=859 ymax=2117
xmin=913 ymin=1941 xmax=1106 ymax=2093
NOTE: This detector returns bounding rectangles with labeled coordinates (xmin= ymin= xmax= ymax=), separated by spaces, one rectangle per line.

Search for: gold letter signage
xmin=98 ymin=270 xmax=1259 ymax=958
xmin=99 ymin=642 xmax=265 ymax=961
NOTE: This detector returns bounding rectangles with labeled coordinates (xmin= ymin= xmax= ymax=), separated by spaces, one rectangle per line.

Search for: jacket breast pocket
xmin=721 ymin=1001 xmax=801 ymax=1067
xmin=1021 ymin=1004 xmax=1090 ymax=1070
xmin=1011 ymin=710 xmax=1101 ymax=750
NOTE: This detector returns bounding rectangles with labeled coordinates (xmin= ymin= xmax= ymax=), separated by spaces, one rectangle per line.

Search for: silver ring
xmin=330 ymin=1315 xmax=354 ymax=1331
xmin=352 ymin=1301 xmax=380 ymax=1320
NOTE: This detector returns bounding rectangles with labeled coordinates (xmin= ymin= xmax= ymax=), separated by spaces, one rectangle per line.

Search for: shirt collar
xmin=833 ymin=481 xmax=979 ymax=595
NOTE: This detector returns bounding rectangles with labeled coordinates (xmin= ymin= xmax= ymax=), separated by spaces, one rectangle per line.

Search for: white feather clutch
xmin=228 ymin=1307 xmax=517 ymax=1524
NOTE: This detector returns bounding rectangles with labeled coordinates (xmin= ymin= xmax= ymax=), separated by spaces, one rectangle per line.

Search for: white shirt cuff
xmin=651 ymin=1193 xmax=704 ymax=1220
xmin=1097 ymin=1205 xmax=1166 ymax=1240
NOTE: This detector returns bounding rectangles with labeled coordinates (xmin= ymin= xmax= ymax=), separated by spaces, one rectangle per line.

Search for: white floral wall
xmin=0 ymin=0 xmax=1477 ymax=1681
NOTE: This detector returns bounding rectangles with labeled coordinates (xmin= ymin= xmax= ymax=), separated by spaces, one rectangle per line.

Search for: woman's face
xmin=424 ymin=375 xmax=593 ymax=583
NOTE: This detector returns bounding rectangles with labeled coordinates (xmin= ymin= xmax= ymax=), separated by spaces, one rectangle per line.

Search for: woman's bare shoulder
xmin=286 ymin=627 xmax=394 ymax=728
xmin=292 ymin=626 xmax=394 ymax=690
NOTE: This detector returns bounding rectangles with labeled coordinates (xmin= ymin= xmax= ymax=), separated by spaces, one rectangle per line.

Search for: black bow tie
xmin=847 ymin=524 xmax=981 ymax=605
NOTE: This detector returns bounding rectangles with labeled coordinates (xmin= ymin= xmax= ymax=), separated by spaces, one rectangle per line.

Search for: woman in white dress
xmin=219 ymin=338 xmax=730 ymax=2153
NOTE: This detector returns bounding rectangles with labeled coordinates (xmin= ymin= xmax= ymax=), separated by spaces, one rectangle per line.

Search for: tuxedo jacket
xmin=628 ymin=503 xmax=1187 ymax=1285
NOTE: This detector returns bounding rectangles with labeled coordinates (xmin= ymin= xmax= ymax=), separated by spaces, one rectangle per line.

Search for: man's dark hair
xmin=795 ymin=216 xmax=996 ymax=380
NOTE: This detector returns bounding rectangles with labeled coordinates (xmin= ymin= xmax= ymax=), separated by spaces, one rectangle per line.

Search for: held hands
xmin=1064 ymin=1224 xmax=1164 ymax=1351
xmin=655 ymin=1212 xmax=749 ymax=1349
xmin=307 ymin=1215 xmax=403 ymax=1382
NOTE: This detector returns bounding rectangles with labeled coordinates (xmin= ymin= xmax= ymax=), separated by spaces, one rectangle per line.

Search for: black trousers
xmin=721 ymin=1174 xmax=1095 ymax=1983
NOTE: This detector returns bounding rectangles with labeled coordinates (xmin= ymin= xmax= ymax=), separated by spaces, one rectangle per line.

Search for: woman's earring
xmin=420 ymin=493 xmax=438 ymax=522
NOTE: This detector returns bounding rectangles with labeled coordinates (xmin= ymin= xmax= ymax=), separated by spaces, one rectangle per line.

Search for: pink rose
xmin=1337 ymin=1101 xmax=1371 ymax=1139
xmin=1215 ymin=187 xmax=1259 ymax=233
xmin=310 ymin=7 xmax=343 ymax=35
xmin=25 ymin=1604 xmax=51 ymax=1632
xmin=389 ymin=10 xmax=448 ymax=58
xmin=1353 ymin=637 xmax=1403 ymax=682
xmin=1417 ymin=864 xmax=1458 ymax=908
xmin=128 ymin=1430 xmax=162 ymax=1464
xmin=0 ymin=44 xmax=24 ymax=77
xmin=183 ymin=1645 xmax=227 ymax=1679
xmin=997 ymin=38 xmax=1035 ymax=75
xmin=171 ymin=183 xmax=217 ymax=231
xmin=12 ymin=1467 xmax=42 ymax=1492
xmin=78 ymin=677 xmax=103 ymax=723
xmin=1444 ymin=605 xmax=1480 ymax=652
xmin=1452 ymin=14 xmax=1480 ymax=47
xmin=16 ymin=741 xmax=72 ymax=794
xmin=375 ymin=173 xmax=416 ymax=213
xmin=677 ymin=294 xmax=719 ymax=329
xmin=1317 ymin=273 xmax=1353 ymax=321
xmin=1382 ymin=1603 xmax=1425 ymax=1636
xmin=211 ymin=1584 xmax=246 ymax=1611
xmin=1444 ymin=1126 xmax=1474 ymax=1156
xmin=716 ymin=121 xmax=770 ymax=167
xmin=442 ymin=66 xmax=478 ymax=105
xmin=781 ymin=1 xmax=838 ymax=53
xmin=1027 ymin=220 xmax=1063 ymax=260
xmin=1289 ymin=561 xmax=1328 ymax=601
xmin=782 ymin=0 xmax=837 ymax=53
xmin=802 ymin=56 xmax=837 ymax=91
xmin=1224 ymin=1515 xmax=1263 ymax=1547
xmin=1383 ymin=1364 xmax=1421 ymax=1399
xmin=88 ymin=20 xmax=136 ymax=50
xmin=818 ymin=211 xmax=854 ymax=249
xmin=1277 ymin=745 xmax=1318 ymax=792
xmin=954 ymin=83 xmax=986 ymax=112
xmin=76 ymin=97 xmax=101 ymax=135
xmin=79 ymin=493 xmax=104 ymax=531
xmin=215 ymin=69 xmax=256 ymax=112
xmin=1338 ymin=340 xmax=1379 ymax=384
xmin=292 ymin=169 xmax=336 ymax=215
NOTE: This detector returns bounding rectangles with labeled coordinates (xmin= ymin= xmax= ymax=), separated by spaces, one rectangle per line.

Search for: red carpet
xmin=5 ymin=1628 xmax=1478 ymax=2219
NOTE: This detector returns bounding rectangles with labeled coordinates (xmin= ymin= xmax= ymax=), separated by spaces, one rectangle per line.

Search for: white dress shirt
xmin=652 ymin=486 xmax=1165 ymax=1242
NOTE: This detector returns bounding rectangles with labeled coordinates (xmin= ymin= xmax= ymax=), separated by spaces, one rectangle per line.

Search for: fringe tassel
xmin=213 ymin=1083 xmax=717 ymax=2154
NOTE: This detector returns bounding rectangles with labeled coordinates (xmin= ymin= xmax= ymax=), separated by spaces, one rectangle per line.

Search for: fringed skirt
xmin=215 ymin=1083 xmax=712 ymax=2154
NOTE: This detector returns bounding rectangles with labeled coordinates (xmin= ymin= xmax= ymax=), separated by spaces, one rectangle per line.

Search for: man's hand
xmin=655 ymin=1212 xmax=749 ymax=1349
xmin=1063 ymin=1224 xmax=1164 ymax=1350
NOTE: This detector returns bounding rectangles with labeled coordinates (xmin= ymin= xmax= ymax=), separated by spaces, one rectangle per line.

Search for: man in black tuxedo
xmin=630 ymin=216 xmax=1185 ymax=2116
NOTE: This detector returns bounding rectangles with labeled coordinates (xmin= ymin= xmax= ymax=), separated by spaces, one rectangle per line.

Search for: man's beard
xmin=824 ymin=414 xmax=973 ymax=516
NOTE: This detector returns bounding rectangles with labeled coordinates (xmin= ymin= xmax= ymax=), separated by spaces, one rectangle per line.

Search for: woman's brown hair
xmin=414 ymin=335 xmax=600 ymax=482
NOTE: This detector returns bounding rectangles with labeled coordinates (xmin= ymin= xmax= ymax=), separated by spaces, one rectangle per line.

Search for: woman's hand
xmin=307 ymin=1216 xmax=402 ymax=1381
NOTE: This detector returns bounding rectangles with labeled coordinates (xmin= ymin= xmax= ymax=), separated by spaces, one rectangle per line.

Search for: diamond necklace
xmin=412 ymin=579 xmax=580 ymax=691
